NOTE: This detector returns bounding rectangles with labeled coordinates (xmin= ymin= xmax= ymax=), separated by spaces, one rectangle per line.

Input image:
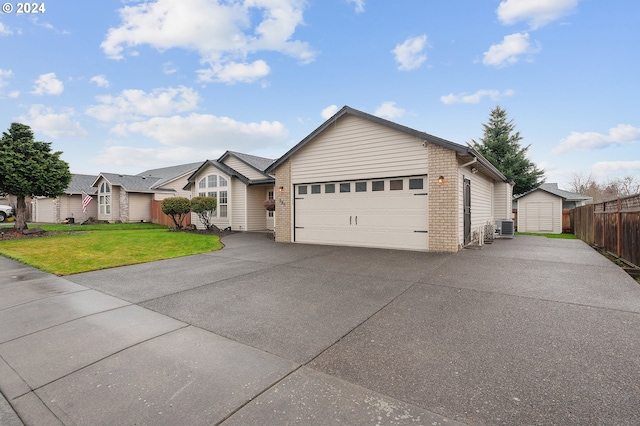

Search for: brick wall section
xmin=274 ymin=159 xmax=292 ymax=242
xmin=428 ymin=144 xmax=460 ymax=252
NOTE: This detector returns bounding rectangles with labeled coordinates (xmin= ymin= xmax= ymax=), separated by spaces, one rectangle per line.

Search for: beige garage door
xmin=524 ymin=201 xmax=554 ymax=232
xmin=294 ymin=176 xmax=428 ymax=250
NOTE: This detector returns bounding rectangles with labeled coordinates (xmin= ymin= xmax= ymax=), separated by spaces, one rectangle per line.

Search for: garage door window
xmin=325 ymin=184 xmax=335 ymax=193
xmin=340 ymin=183 xmax=351 ymax=193
xmin=311 ymin=184 xmax=321 ymax=194
xmin=372 ymin=181 xmax=384 ymax=191
xmin=298 ymin=186 xmax=307 ymax=195
xmin=409 ymin=178 xmax=424 ymax=189
xmin=356 ymin=182 xmax=367 ymax=192
xmin=390 ymin=180 xmax=403 ymax=190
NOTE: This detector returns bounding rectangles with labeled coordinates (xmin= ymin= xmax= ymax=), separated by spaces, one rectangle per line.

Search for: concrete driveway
xmin=1 ymin=234 xmax=639 ymax=425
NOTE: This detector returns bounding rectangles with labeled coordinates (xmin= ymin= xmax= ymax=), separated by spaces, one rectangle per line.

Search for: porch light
xmin=438 ymin=176 xmax=445 ymax=185
xmin=278 ymin=186 xmax=284 ymax=193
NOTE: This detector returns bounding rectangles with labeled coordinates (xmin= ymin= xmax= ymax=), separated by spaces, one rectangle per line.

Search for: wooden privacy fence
xmin=572 ymin=193 xmax=640 ymax=268
xmin=150 ymin=200 xmax=191 ymax=227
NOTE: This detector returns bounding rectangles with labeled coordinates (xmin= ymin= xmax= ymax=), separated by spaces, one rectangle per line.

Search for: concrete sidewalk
xmin=1 ymin=234 xmax=639 ymax=425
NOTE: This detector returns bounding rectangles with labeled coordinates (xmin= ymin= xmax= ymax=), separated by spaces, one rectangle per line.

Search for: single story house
xmin=266 ymin=106 xmax=514 ymax=252
xmin=514 ymin=183 xmax=592 ymax=234
xmin=183 ymin=151 xmax=276 ymax=231
xmin=33 ymin=162 xmax=200 ymax=223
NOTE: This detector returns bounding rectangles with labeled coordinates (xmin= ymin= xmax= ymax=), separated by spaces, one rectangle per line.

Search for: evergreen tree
xmin=471 ymin=106 xmax=544 ymax=195
xmin=0 ymin=123 xmax=71 ymax=231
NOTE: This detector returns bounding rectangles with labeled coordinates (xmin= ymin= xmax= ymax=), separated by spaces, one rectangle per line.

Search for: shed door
xmin=294 ymin=176 xmax=428 ymax=250
xmin=525 ymin=202 xmax=554 ymax=232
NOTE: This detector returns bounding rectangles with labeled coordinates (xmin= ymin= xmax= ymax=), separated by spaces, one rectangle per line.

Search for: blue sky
xmin=1 ymin=0 xmax=638 ymax=189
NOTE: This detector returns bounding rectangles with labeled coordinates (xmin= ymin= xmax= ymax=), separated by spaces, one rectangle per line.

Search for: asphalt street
xmin=1 ymin=233 xmax=639 ymax=425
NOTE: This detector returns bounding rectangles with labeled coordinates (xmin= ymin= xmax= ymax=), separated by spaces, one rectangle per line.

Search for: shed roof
xmin=265 ymin=105 xmax=510 ymax=183
xmin=514 ymin=183 xmax=592 ymax=202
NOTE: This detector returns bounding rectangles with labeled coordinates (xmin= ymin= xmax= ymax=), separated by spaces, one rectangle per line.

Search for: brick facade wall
xmin=428 ymin=144 xmax=460 ymax=252
xmin=274 ymin=159 xmax=292 ymax=242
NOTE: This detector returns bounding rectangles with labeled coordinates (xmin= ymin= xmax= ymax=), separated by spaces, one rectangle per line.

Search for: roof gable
xmin=266 ymin=105 xmax=509 ymax=183
xmin=514 ymin=183 xmax=592 ymax=201
xmin=92 ymin=173 xmax=165 ymax=193
xmin=66 ymin=174 xmax=99 ymax=195
xmin=136 ymin=162 xmax=201 ymax=189
xmin=219 ymin=151 xmax=275 ymax=173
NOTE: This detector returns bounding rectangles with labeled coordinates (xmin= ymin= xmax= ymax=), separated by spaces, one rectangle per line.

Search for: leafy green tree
xmin=161 ymin=197 xmax=191 ymax=228
xmin=190 ymin=196 xmax=218 ymax=230
xmin=0 ymin=123 xmax=71 ymax=231
xmin=471 ymin=106 xmax=544 ymax=195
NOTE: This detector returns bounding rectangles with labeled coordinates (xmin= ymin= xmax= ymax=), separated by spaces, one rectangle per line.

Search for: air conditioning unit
xmin=495 ymin=219 xmax=514 ymax=238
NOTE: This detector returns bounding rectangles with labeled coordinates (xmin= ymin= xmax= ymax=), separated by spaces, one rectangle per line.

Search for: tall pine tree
xmin=471 ymin=106 xmax=544 ymax=195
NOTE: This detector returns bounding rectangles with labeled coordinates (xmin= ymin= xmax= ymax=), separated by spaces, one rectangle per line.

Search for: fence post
xmin=617 ymin=198 xmax=622 ymax=258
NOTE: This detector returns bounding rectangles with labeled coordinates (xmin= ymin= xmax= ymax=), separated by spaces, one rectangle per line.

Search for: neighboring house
xmin=183 ymin=151 xmax=276 ymax=231
xmin=93 ymin=161 xmax=200 ymax=223
xmin=514 ymin=183 xmax=592 ymax=234
xmin=33 ymin=174 xmax=98 ymax=223
xmin=33 ymin=162 xmax=199 ymax=224
xmin=266 ymin=105 xmax=513 ymax=252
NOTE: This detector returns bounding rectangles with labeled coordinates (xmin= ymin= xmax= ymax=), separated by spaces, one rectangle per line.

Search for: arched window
xmin=99 ymin=182 xmax=111 ymax=215
xmin=196 ymin=174 xmax=228 ymax=218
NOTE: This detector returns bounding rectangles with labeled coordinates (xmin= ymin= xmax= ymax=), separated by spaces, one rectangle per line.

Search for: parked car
xmin=0 ymin=204 xmax=14 ymax=222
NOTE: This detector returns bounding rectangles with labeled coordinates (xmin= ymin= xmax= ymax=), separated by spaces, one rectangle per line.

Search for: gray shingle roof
xmin=136 ymin=162 xmax=201 ymax=189
xmin=66 ymin=174 xmax=99 ymax=195
xmin=514 ymin=183 xmax=592 ymax=201
xmin=224 ymin=151 xmax=275 ymax=173
xmin=96 ymin=173 xmax=164 ymax=193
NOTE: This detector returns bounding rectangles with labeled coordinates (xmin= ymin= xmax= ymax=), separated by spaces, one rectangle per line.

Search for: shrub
xmin=161 ymin=197 xmax=191 ymax=229
xmin=190 ymin=196 xmax=218 ymax=230
xmin=263 ymin=199 xmax=276 ymax=211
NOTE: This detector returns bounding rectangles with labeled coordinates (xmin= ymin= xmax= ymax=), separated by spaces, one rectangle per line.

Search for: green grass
xmin=516 ymin=232 xmax=577 ymax=239
xmin=0 ymin=222 xmax=167 ymax=232
xmin=0 ymin=225 xmax=222 ymax=275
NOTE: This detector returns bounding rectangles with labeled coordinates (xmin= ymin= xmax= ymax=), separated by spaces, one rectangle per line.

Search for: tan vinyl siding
xmin=128 ymin=193 xmax=152 ymax=222
xmin=246 ymin=186 xmax=269 ymax=231
xmin=469 ymin=172 xmax=493 ymax=231
xmin=223 ymin=156 xmax=266 ymax=181
xmin=291 ymin=115 xmax=428 ymax=184
xmin=154 ymin=174 xmax=193 ymax=200
xmin=111 ymin=186 xmax=120 ymax=222
xmin=230 ymin=178 xmax=246 ymax=231
xmin=517 ymin=190 xmax=562 ymax=233
xmin=59 ymin=195 xmax=98 ymax=222
xmin=493 ymin=182 xmax=512 ymax=220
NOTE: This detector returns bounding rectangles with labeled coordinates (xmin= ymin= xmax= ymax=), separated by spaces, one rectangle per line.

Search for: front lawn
xmin=0 ymin=224 xmax=222 ymax=275
xmin=516 ymin=232 xmax=577 ymax=239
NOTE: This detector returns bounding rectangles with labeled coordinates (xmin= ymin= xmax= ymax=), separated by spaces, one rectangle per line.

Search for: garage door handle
xmin=355 ymin=216 xmax=358 ymax=225
xmin=350 ymin=216 xmax=352 ymax=225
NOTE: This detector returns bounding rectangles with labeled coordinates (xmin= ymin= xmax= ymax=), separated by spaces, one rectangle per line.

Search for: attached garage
xmin=294 ymin=176 xmax=428 ymax=250
xmin=267 ymin=106 xmax=513 ymax=253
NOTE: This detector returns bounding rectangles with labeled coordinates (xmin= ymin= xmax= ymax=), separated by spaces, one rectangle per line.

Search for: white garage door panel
xmin=294 ymin=176 xmax=428 ymax=250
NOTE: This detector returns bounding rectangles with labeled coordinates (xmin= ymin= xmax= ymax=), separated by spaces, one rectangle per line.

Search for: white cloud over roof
xmin=482 ymin=32 xmax=540 ymax=67
xmin=31 ymin=73 xmax=64 ymax=95
xmin=553 ymin=124 xmax=640 ymax=154
xmin=392 ymin=35 xmax=428 ymax=71
xmin=101 ymin=0 xmax=315 ymax=84
xmin=19 ymin=104 xmax=88 ymax=138
xmin=497 ymin=0 xmax=579 ymax=29
xmin=374 ymin=101 xmax=405 ymax=119
xmin=440 ymin=89 xmax=514 ymax=105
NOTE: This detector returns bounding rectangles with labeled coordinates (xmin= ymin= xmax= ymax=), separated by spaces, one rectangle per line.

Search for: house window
xmin=298 ymin=186 xmax=307 ymax=195
xmin=99 ymin=182 xmax=111 ymax=215
xmin=372 ymin=181 xmax=384 ymax=191
xmin=325 ymin=184 xmax=335 ymax=193
xmin=219 ymin=176 xmax=228 ymax=186
xmin=311 ymin=184 xmax=321 ymax=194
xmin=355 ymin=182 xmax=367 ymax=192
xmin=409 ymin=178 xmax=424 ymax=189
xmin=219 ymin=191 xmax=228 ymax=218
xmin=198 ymin=192 xmax=206 ymax=197
xmin=390 ymin=179 xmax=403 ymax=190
xmin=208 ymin=175 xmax=217 ymax=188
xmin=268 ymin=191 xmax=274 ymax=218
xmin=340 ymin=183 xmax=350 ymax=193
xmin=208 ymin=191 xmax=217 ymax=198
xmin=198 ymin=178 xmax=206 ymax=189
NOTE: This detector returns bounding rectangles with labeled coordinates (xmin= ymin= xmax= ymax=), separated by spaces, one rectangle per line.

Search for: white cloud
xmin=392 ymin=35 xmax=428 ymax=71
xmin=112 ymin=113 xmax=289 ymax=151
xmin=162 ymin=62 xmax=177 ymax=75
xmin=90 ymin=75 xmax=110 ymax=88
xmin=19 ymin=104 xmax=88 ymax=138
xmin=321 ymin=104 xmax=339 ymax=120
xmin=86 ymin=86 xmax=200 ymax=122
xmin=101 ymin=0 xmax=315 ymax=84
xmin=374 ymin=101 xmax=405 ymax=119
xmin=440 ymin=89 xmax=514 ymax=105
xmin=31 ymin=73 xmax=64 ymax=95
xmin=552 ymin=124 xmax=640 ymax=154
xmin=8 ymin=91 xmax=20 ymax=98
xmin=94 ymin=145 xmax=216 ymax=170
xmin=0 ymin=69 xmax=13 ymax=88
xmin=198 ymin=60 xmax=270 ymax=84
xmin=497 ymin=0 xmax=579 ymax=29
xmin=482 ymin=32 xmax=540 ymax=67
xmin=591 ymin=161 xmax=640 ymax=179
xmin=0 ymin=22 xmax=12 ymax=36
xmin=346 ymin=0 xmax=365 ymax=14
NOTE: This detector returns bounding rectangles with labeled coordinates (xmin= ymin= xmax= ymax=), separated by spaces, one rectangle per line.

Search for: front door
xmin=464 ymin=178 xmax=471 ymax=245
